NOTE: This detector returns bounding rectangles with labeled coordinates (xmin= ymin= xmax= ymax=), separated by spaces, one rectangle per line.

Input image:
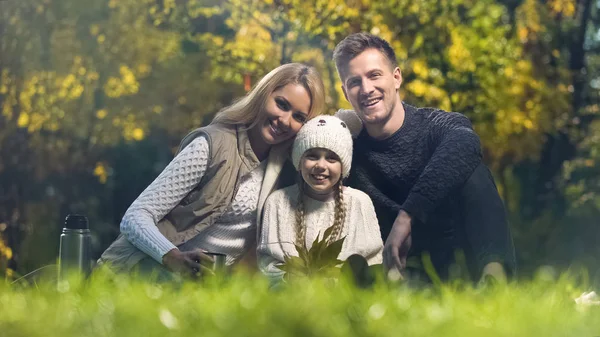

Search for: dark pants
xmin=406 ymin=163 xmax=516 ymax=282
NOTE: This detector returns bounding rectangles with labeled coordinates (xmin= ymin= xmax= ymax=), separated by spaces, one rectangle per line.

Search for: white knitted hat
xmin=334 ymin=109 xmax=364 ymax=138
xmin=292 ymin=115 xmax=353 ymax=178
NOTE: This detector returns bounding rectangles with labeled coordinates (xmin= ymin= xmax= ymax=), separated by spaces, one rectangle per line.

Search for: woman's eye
xmin=326 ymin=158 xmax=339 ymax=163
xmin=293 ymin=113 xmax=307 ymax=123
xmin=305 ymin=155 xmax=318 ymax=160
xmin=276 ymin=98 xmax=290 ymax=111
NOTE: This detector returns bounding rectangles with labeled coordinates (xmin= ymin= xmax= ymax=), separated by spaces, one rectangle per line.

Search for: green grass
xmin=1 ymin=270 xmax=599 ymax=337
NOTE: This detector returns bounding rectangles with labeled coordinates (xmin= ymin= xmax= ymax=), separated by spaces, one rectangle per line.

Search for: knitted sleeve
xmin=356 ymin=192 xmax=384 ymax=266
xmin=401 ymin=111 xmax=481 ymax=224
xmin=120 ymin=136 xmax=210 ymax=264
xmin=257 ymin=190 xmax=290 ymax=281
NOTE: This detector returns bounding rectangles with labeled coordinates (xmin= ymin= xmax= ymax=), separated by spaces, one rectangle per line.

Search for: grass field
xmin=1 ymin=269 xmax=599 ymax=337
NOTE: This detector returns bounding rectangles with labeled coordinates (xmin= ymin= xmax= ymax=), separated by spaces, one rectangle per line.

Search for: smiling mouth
xmin=269 ymin=120 xmax=286 ymax=136
xmin=310 ymin=173 xmax=329 ymax=182
xmin=361 ymin=97 xmax=382 ymax=108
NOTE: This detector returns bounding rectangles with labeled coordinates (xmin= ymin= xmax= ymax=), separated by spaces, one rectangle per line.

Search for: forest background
xmin=0 ymin=0 xmax=599 ymax=281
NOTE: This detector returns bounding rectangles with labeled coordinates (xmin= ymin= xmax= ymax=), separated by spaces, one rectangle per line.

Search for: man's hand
xmin=383 ymin=210 xmax=413 ymax=273
xmin=162 ymin=248 xmax=214 ymax=279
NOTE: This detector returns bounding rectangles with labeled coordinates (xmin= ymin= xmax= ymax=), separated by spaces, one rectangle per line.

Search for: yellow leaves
xmin=0 ymin=237 xmax=12 ymax=261
xmin=96 ymin=109 xmax=108 ymax=119
xmin=504 ymin=67 xmax=514 ymax=78
xmin=87 ymin=71 xmax=99 ymax=81
xmin=4 ymin=246 xmax=12 ymax=260
xmin=132 ymin=128 xmax=145 ymax=141
xmin=411 ymin=59 xmax=429 ymax=78
xmin=516 ymin=0 xmax=546 ymax=43
xmin=448 ymin=31 xmax=476 ymax=72
xmin=120 ymin=66 xmax=137 ymax=86
xmin=123 ymin=124 xmax=146 ymax=141
xmin=548 ymin=0 xmax=576 ymax=17
xmin=97 ymin=35 xmax=106 ymax=44
xmin=90 ymin=24 xmax=100 ymax=36
xmin=137 ymin=64 xmax=151 ymax=77
xmin=93 ymin=162 xmax=109 ymax=184
xmin=552 ymin=49 xmax=561 ymax=58
xmin=405 ymin=80 xmax=450 ymax=110
xmin=407 ymin=80 xmax=428 ymax=97
xmin=104 ymin=65 xmax=140 ymax=98
xmin=17 ymin=113 xmax=29 ymax=128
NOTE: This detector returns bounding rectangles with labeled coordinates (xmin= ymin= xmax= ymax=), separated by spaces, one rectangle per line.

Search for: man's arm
xmin=384 ymin=111 xmax=481 ymax=272
xmin=401 ymin=111 xmax=482 ymax=223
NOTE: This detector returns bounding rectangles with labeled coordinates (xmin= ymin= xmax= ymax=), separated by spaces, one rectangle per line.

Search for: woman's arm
xmin=120 ymin=136 xmax=210 ymax=264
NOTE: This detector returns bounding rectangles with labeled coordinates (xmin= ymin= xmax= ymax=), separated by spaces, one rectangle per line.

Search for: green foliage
xmin=0 ymin=0 xmax=599 ymax=279
xmin=1 ymin=270 xmax=600 ymax=336
xmin=278 ymin=225 xmax=346 ymax=279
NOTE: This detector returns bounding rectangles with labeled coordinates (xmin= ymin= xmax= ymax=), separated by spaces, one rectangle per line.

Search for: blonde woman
xmin=98 ymin=63 xmax=326 ymax=280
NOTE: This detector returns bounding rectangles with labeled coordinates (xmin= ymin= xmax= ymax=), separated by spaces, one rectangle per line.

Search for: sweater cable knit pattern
xmin=120 ymin=135 xmax=266 ymax=265
xmin=258 ymin=185 xmax=383 ymax=279
xmin=348 ymin=102 xmax=482 ymax=238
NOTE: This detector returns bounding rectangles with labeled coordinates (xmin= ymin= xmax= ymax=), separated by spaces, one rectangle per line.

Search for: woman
xmin=98 ymin=63 xmax=326 ymax=280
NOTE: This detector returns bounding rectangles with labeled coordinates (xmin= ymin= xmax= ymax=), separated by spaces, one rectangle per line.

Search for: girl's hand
xmin=162 ymin=248 xmax=214 ymax=279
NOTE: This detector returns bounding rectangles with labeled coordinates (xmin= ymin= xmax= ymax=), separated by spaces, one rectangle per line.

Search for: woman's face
xmin=256 ymin=83 xmax=311 ymax=145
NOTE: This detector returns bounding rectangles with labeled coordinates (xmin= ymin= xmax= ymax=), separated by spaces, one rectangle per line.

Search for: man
xmin=333 ymin=33 xmax=515 ymax=283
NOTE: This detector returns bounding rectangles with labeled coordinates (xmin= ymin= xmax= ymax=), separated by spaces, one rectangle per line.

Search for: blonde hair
xmin=211 ymin=63 xmax=326 ymax=128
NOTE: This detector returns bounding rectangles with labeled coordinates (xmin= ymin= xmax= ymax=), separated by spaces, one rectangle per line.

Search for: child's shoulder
xmin=343 ymin=186 xmax=373 ymax=204
xmin=266 ymin=184 xmax=300 ymax=204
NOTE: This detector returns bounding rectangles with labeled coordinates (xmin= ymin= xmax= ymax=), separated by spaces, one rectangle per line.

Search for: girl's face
xmin=300 ymin=148 xmax=342 ymax=196
xmin=256 ymin=83 xmax=311 ymax=146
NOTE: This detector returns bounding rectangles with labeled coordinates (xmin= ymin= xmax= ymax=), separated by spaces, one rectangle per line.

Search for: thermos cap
xmin=64 ymin=214 xmax=89 ymax=230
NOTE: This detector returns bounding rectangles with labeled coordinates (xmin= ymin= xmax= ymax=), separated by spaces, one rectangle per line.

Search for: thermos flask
xmin=58 ymin=214 xmax=92 ymax=281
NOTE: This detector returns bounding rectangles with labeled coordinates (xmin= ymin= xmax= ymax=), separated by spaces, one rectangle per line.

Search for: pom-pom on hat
xmin=292 ymin=115 xmax=353 ymax=178
xmin=334 ymin=109 xmax=364 ymax=138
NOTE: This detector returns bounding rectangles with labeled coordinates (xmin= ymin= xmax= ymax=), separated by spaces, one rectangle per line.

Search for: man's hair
xmin=333 ymin=33 xmax=398 ymax=79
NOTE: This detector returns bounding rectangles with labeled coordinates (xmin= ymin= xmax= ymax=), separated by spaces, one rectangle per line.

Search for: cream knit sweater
xmin=120 ymin=135 xmax=266 ymax=265
xmin=258 ymin=184 xmax=383 ymax=279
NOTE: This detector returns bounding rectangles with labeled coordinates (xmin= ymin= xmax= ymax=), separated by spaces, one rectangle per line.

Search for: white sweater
xmin=258 ymin=185 xmax=384 ymax=278
xmin=120 ymin=135 xmax=266 ymax=265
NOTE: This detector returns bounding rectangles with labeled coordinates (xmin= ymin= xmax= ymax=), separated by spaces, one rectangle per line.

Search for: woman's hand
xmin=162 ymin=248 xmax=214 ymax=279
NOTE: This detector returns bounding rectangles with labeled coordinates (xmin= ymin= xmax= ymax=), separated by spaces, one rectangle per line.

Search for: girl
xmin=98 ymin=63 xmax=326 ymax=281
xmin=258 ymin=115 xmax=383 ymax=280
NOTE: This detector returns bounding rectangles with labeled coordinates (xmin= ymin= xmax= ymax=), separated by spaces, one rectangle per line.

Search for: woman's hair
xmin=295 ymin=176 xmax=347 ymax=247
xmin=211 ymin=63 xmax=326 ymax=128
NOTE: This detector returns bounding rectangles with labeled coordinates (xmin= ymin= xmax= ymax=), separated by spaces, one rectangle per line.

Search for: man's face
xmin=340 ymin=49 xmax=402 ymax=127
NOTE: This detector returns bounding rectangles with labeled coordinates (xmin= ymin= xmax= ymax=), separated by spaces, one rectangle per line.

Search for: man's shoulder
xmin=413 ymin=105 xmax=469 ymax=122
xmin=409 ymin=104 xmax=472 ymax=130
